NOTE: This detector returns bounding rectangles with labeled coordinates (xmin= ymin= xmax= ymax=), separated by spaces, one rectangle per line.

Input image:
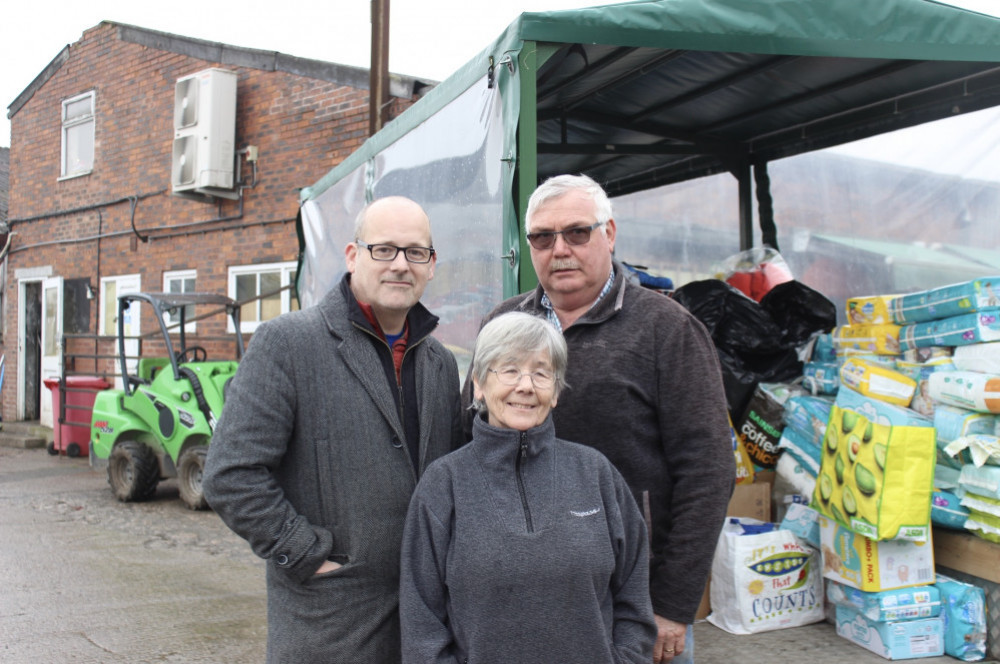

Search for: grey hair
xmin=471 ymin=312 xmax=568 ymax=414
xmin=353 ymin=200 xmax=375 ymax=240
xmin=525 ymin=174 xmax=613 ymax=234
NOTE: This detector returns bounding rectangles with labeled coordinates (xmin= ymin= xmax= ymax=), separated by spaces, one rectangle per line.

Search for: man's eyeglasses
xmin=525 ymin=221 xmax=606 ymax=250
xmin=488 ymin=366 xmax=555 ymax=389
xmin=356 ymin=241 xmax=435 ymax=264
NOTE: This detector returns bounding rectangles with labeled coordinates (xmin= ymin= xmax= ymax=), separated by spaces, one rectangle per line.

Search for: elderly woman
xmin=399 ymin=312 xmax=656 ymax=664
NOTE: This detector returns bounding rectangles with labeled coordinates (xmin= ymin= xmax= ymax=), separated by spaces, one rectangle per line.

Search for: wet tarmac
xmin=1 ymin=445 xmax=995 ymax=663
xmin=1 ymin=446 xmax=265 ymax=662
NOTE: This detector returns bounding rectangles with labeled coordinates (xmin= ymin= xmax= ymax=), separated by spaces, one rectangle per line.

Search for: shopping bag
xmin=812 ymin=403 xmax=935 ymax=541
xmin=707 ymin=518 xmax=824 ymax=634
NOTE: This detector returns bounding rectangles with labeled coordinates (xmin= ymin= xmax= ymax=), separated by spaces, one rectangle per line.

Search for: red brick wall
xmin=3 ymin=22 xmax=418 ymax=421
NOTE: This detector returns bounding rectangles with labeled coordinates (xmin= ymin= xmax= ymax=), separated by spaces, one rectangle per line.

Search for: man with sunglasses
xmin=205 ymin=196 xmax=464 ymax=663
xmin=463 ymin=174 xmax=734 ymax=663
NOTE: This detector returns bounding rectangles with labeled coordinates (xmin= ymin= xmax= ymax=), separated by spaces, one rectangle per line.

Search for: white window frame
xmin=60 ymin=90 xmax=95 ymax=179
xmin=228 ymin=261 xmax=298 ymax=333
xmin=163 ymin=270 xmax=197 ymax=333
xmin=99 ymin=274 xmax=142 ymax=336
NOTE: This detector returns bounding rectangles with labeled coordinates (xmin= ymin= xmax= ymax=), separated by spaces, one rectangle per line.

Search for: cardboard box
xmin=818 ymin=515 xmax=935 ymax=592
xmin=727 ymin=480 xmax=771 ymax=522
xmin=835 ymin=605 xmax=944 ymax=659
xmin=694 ymin=481 xmax=771 ymax=619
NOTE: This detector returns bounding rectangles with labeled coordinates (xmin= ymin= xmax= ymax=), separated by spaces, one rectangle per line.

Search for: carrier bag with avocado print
xmin=811 ymin=404 xmax=935 ymax=541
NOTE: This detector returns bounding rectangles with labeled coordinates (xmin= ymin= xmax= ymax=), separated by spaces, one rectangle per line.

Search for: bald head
xmin=354 ymin=197 xmax=431 ymax=243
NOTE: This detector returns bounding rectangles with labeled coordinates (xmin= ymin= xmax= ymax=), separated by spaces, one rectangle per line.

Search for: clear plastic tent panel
xmin=771 ymin=105 xmax=1000 ymax=325
xmin=298 ymin=76 xmax=506 ymax=373
xmin=612 ymin=173 xmax=742 ymax=287
xmin=298 ymin=166 xmax=368 ymax=310
xmin=610 ymin=106 xmax=1000 ymax=326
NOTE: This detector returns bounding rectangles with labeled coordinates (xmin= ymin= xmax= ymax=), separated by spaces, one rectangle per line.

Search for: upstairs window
xmin=61 ymin=91 xmax=95 ymax=178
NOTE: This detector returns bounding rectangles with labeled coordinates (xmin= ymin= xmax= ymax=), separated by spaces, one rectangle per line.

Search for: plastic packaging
xmin=928 ymin=371 xmax=1000 ymax=414
xmin=782 ymin=395 xmax=833 ymax=447
xmin=827 ymin=579 xmax=941 ymax=622
xmin=832 ymin=324 xmax=902 ymax=356
xmin=716 ymin=247 xmax=794 ymax=302
xmin=953 ymin=340 xmax=1000 ymax=374
xmin=931 ymin=490 xmax=969 ymax=530
xmin=839 ymin=357 xmax=916 ymax=408
xmin=671 ymin=279 xmax=802 ymax=418
xmin=935 ymin=573 xmax=988 ymax=661
xmin=847 ymin=294 xmax=898 ymax=325
xmin=890 ymin=276 xmax=1000 ymax=324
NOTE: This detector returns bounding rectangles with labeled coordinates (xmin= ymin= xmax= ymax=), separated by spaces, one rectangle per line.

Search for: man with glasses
xmin=205 ymin=196 xmax=464 ymax=664
xmin=463 ymin=174 xmax=734 ymax=663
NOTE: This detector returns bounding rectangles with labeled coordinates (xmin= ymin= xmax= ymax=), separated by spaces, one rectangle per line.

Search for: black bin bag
xmin=671 ymin=279 xmax=835 ymax=419
xmin=759 ymin=280 xmax=837 ymax=349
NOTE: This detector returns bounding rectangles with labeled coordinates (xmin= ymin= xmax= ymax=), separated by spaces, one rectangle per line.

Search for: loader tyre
xmin=108 ymin=440 xmax=159 ymax=502
xmin=178 ymin=446 xmax=209 ymax=510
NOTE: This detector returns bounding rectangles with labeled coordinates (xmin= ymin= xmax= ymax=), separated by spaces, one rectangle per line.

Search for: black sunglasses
xmin=526 ymin=221 xmax=605 ymax=250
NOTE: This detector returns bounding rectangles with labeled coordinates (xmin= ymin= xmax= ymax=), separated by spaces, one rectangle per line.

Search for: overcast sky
xmin=0 ymin=0 xmax=639 ymax=147
xmin=3 ymin=0 xmax=999 ymax=175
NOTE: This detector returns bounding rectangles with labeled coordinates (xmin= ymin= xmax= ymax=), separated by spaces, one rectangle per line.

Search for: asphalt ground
xmin=1 ymin=445 xmax=995 ymax=663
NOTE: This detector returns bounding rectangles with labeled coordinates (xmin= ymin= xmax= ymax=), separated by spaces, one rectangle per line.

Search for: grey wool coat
xmin=203 ymin=276 xmax=464 ymax=664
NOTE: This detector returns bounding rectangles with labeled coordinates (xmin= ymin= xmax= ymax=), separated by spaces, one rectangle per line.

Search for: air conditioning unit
xmin=171 ymin=68 xmax=238 ymax=200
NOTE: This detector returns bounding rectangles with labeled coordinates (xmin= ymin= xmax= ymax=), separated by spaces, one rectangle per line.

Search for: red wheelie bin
xmin=44 ymin=376 xmax=112 ymax=457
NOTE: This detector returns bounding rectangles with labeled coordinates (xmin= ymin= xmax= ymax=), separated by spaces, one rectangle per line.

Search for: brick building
xmin=4 ymin=21 xmax=430 ymax=428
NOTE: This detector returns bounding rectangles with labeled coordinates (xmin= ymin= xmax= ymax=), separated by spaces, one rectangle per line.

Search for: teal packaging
xmin=890 ymin=277 xmax=1000 ymax=324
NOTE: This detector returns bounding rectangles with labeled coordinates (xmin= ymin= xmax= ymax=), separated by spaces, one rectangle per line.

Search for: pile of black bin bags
xmin=671 ymin=280 xmax=837 ymax=421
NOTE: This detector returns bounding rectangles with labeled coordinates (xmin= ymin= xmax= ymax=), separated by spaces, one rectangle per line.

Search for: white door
xmin=39 ymin=276 xmax=63 ymax=428
xmin=101 ymin=275 xmax=141 ymax=390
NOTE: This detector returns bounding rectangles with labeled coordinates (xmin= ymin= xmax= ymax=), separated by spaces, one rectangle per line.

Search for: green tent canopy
xmin=297 ymin=0 xmax=1000 ymax=356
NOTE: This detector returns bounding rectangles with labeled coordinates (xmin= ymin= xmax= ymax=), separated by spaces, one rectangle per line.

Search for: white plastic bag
xmin=707 ymin=517 xmax=825 ymax=634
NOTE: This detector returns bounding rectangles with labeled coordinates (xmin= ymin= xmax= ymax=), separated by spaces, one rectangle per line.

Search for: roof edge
xmin=7 ymin=45 xmax=71 ymax=120
xmin=7 ymin=21 xmax=437 ymax=121
xmin=113 ymin=22 xmax=435 ymax=97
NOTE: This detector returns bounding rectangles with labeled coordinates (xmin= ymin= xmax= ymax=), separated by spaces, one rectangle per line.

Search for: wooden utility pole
xmin=370 ymin=0 xmax=390 ymax=135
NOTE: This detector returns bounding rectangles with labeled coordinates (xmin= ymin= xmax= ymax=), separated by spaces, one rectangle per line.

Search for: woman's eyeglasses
xmin=489 ymin=367 xmax=555 ymax=389
xmin=526 ymin=221 xmax=605 ymax=250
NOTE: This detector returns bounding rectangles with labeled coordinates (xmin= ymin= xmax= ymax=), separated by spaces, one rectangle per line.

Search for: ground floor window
xmin=228 ymin=262 xmax=297 ymax=333
xmin=163 ymin=269 xmax=197 ymax=332
xmin=99 ymin=274 xmax=141 ymax=336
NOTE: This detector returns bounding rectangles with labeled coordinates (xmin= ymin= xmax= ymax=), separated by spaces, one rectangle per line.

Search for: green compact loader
xmin=90 ymin=292 xmax=245 ymax=509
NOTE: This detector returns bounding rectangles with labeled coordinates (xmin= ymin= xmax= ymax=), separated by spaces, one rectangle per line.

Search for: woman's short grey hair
xmin=471 ymin=312 xmax=568 ymax=413
xmin=525 ymin=174 xmax=613 ymax=234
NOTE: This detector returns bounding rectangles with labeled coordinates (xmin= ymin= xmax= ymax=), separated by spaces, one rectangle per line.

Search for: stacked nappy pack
xmin=747 ymin=277 xmax=1000 ymax=660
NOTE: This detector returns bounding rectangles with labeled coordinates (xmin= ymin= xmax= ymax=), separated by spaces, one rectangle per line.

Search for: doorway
xmin=20 ymin=281 xmax=41 ymax=421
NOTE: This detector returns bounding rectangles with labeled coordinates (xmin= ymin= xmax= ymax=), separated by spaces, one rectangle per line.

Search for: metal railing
xmin=50 ymin=284 xmax=294 ymax=433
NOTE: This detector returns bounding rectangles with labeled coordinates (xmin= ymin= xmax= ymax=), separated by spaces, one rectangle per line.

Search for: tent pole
xmin=517 ymin=42 xmax=540 ymax=295
xmin=737 ymin=160 xmax=753 ymax=250
xmin=754 ymin=161 xmax=778 ymax=251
